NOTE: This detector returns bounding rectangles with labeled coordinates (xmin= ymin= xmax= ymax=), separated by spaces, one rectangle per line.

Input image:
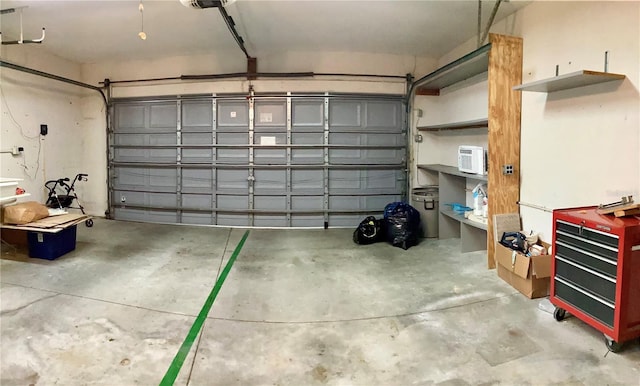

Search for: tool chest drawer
xmin=554 ymin=256 xmax=616 ymax=302
xmin=554 ymin=277 xmax=614 ymax=327
xmin=554 ymin=241 xmax=617 ymax=277
xmin=555 ymin=220 xmax=620 ymax=249
xmin=550 ymin=206 xmax=640 ymax=351
xmin=555 ymin=225 xmax=619 ymax=261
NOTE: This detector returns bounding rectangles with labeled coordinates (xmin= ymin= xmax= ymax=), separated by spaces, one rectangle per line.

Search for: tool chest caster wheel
xmin=605 ymin=336 xmax=623 ymax=353
xmin=85 ymin=219 xmax=94 ymax=227
xmin=553 ymin=307 xmax=566 ymax=321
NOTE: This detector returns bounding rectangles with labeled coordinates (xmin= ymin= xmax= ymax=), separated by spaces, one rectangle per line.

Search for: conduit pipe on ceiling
xmin=101 ymin=71 xmax=407 ymax=85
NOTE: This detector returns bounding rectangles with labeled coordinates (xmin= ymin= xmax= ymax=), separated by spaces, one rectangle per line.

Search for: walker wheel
xmin=553 ymin=307 xmax=566 ymax=322
xmin=605 ymin=336 xmax=623 ymax=353
xmin=85 ymin=219 xmax=94 ymax=227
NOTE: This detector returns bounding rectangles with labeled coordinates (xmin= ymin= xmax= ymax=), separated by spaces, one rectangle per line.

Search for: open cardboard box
xmin=495 ymin=238 xmax=552 ymax=299
xmin=496 ymin=241 xmax=551 ymax=299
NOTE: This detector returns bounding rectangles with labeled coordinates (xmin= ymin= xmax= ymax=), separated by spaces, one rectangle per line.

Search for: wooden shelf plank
xmin=440 ymin=208 xmax=488 ymax=231
xmin=417 ymin=118 xmax=488 ymax=132
xmin=513 ymin=70 xmax=625 ymax=93
xmin=414 ymin=43 xmax=491 ymax=94
xmin=417 ymin=164 xmax=488 ymax=182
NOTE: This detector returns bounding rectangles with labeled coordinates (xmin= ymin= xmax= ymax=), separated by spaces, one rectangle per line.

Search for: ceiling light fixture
xmin=138 ymin=0 xmax=146 ymax=40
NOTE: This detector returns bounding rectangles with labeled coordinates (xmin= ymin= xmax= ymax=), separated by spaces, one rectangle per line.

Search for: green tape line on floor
xmin=159 ymin=229 xmax=250 ymax=386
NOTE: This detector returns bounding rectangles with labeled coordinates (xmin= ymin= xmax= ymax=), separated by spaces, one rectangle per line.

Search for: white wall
xmin=1 ymin=46 xmax=107 ymax=215
xmin=428 ymin=1 xmax=640 ymax=241
xmin=518 ymin=1 xmax=639 ymax=240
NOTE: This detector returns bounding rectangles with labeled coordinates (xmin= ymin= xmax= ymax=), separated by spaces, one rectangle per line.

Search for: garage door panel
xmin=292 ymin=195 xmax=323 ymax=211
xmin=292 ymin=133 xmax=323 ymax=164
xmin=292 ymin=100 xmax=324 ymax=130
xmin=182 ymin=169 xmax=213 ymax=193
xmin=366 ymin=101 xmax=401 ymax=129
xmin=115 ymin=105 xmax=146 ymax=130
xmin=114 ymin=133 xmax=177 ymax=163
xmin=182 ymin=101 xmax=213 ymax=129
xmin=182 ymin=133 xmax=213 ymax=163
xmin=328 ymin=170 xmax=402 ymax=195
xmin=112 ymin=190 xmax=176 ymax=208
xmin=364 ymin=149 xmax=403 ymax=164
xmin=328 ymin=214 xmax=363 ymax=227
xmin=367 ymin=194 xmax=401 ymax=209
xmin=112 ymin=168 xmax=145 ymax=191
xmin=254 ymin=215 xmax=287 ymax=227
xmin=366 ymin=170 xmax=403 ymax=190
xmin=182 ymin=132 xmax=212 ymax=145
xmin=149 ymin=169 xmax=179 ymax=191
xmin=255 ymin=101 xmax=286 ymax=131
xmin=218 ymin=101 xmax=249 ymax=128
xmin=328 ymin=170 xmax=361 ymax=191
xmin=113 ymin=168 xmax=177 ymax=193
xmin=329 ymin=101 xmax=362 ymax=128
xmin=182 ymin=149 xmax=213 ymax=163
xmin=255 ymin=195 xmax=286 ymax=210
xmin=291 ymin=170 xmax=323 ymax=193
xmin=254 ymin=170 xmax=286 ymax=194
xmin=217 ymin=170 xmax=248 ymax=193
xmin=254 ymin=133 xmax=286 ymax=164
xmin=217 ymin=133 xmax=248 ymax=162
xmin=182 ymin=194 xmax=211 ymax=210
xmin=291 ymin=195 xmax=324 ymax=227
xmin=217 ymin=195 xmax=249 ymax=226
xmin=329 ymin=195 xmax=395 ymax=213
xmin=113 ymin=208 xmax=177 ymax=224
xmin=149 ymin=104 xmax=177 ymax=129
xmin=181 ymin=212 xmax=214 ymax=225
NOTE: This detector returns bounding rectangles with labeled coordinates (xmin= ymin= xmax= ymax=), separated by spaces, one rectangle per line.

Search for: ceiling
xmin=0 ymin=0 xmax=529 ymax=65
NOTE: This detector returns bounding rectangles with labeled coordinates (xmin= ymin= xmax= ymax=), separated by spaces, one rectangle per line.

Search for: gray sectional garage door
xmin=109 ymin=94 xmax=406 ymax=227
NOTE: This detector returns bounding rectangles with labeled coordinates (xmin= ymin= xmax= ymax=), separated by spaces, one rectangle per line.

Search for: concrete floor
xmin=1 ymin=219 xmax=639 ymax=385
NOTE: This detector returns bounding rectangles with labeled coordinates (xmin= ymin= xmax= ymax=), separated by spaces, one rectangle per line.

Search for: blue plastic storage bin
xmin=27 ymin=225 xmax=77 ymax=260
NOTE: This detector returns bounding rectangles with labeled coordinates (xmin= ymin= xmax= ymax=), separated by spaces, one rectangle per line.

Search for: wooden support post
xmin=487 ymin=33 xmax=523 ymax=269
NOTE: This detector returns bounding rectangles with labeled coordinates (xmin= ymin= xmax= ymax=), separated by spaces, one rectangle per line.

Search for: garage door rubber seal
xmin=160 ymin=229 xmax=250 ymax=386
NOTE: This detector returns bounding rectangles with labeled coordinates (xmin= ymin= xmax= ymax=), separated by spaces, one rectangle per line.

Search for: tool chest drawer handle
xmin=556 ymin=256 xmax=617 ymax=283
xmin=556 ymin=230 xmax=619 ymax=253
xmin=556 ymin=240 xmax=618 ymax=266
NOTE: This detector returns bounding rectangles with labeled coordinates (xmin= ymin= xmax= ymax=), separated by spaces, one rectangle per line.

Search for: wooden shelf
xmin=417 ymin=164 xmax=488 ymax=182
xmin=441 ymin=208 xmax=488 ymax=231
xmin=414 ymin=43 xmax=490 ymax=95
xmin=417 ymin=118 xmax=488 ymax=133
xmin=513 ymin=70 xmax=626 ymax=93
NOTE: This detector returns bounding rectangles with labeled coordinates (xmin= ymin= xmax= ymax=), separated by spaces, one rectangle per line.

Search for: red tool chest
xmin=550 ymin=206 xmax=640 ymax=352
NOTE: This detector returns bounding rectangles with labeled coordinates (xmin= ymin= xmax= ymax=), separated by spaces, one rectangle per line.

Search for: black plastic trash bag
xmin=353 ymin=216 xmax=386 ymax=245
xmin=383 ymin=202 xmax=421 ymax=250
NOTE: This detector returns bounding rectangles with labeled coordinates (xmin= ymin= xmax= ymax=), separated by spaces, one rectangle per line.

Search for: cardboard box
xmin=495 ymin=239 xmax=552 ymax=299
